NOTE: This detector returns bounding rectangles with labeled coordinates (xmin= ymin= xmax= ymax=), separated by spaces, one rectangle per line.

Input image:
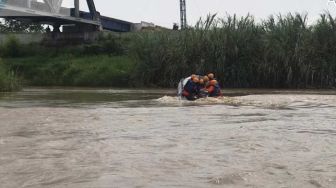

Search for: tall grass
xmin=2 ymin=13 xmax=336 ymax=89
xmin=131 ymin=13 xmax=336 ymax=88
xmin=0 ymin=59 xmax=20 ymax=91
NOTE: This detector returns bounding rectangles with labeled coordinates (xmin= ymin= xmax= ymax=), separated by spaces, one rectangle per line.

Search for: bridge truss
xmin=0 ymin=0 xmax=101 ymax=31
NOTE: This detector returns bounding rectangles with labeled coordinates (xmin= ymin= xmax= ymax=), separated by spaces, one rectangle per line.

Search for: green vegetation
xmin=131 ymin=13 xmax=336 ymax=88
xmin=4 ymin=55 xmax=135 ymax=87
xmin=0 ymin=33 xmax=135 ymax=90
xmin=1 ymin=13 xmax=336 ymax=90
xmin=0 ymin=35 xmax=23 ymax=57
xmin=0 ymin=60 xmax=20 ymax=92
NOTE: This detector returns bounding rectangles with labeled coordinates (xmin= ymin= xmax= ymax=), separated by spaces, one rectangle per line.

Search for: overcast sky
xmin=62 ymin=0 xmax=336 ymax=27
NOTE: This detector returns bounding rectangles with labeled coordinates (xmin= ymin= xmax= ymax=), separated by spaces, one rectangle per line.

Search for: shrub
xmin=1 ymin=35 xmax=22 ymax=58
xmin=3 ymin=55 xmax=135 ymax=87
xmin=0 ymin=59 xmax=21 ymax=91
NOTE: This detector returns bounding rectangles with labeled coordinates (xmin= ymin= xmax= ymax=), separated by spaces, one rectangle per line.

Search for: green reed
xmin=131 ymin=13 xmax=336 ymax=88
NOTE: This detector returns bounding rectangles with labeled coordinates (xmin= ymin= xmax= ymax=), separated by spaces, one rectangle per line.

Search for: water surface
xmin=1 ymin=88 xmax=336 ymax=188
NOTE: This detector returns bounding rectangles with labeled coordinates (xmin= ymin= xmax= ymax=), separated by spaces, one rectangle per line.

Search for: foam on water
xmin=237 ymin=94 xmax=336 ymax=109
xmin=156 ymin=96 xmax=241 ymax=106
xmin=156 ymin=94 xmax=336 ymax=110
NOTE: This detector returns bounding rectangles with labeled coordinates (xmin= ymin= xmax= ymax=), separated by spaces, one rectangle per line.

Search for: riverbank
xmin=3 ymin=55 xmax=135 ymax=87
xmin=1 ymin=13 xmax=336 ymax=91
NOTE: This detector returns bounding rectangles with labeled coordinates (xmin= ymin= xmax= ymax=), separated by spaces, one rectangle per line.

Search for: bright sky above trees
xmin=62 ymin=0 xmax=336 ymax=27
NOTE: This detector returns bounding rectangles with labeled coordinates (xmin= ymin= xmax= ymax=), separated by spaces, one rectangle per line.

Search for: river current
xmin=0 ymin=88 xmax=336 ymax=188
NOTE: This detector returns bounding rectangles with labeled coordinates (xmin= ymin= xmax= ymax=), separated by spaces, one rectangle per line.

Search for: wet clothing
xmin=196 ymin=83 xmax=204 ymax=94
xmin=196 ymin=83 xmax=208 ymax=98
xmin=207 ymin=83 xmax=222 ymax=97
xmin=182 ymin=80 xmax=199 ymax=101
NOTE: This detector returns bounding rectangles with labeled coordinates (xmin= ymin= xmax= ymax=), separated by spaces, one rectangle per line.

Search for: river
xmin=0 ymin=88 xmax=336 ymax=188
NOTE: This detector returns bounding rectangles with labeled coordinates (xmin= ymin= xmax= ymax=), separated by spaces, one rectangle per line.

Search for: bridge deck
xmin=0 ymin=1 xmax=135 ymax=32
xmin=0 ymin=2 xmax=100 ymax=26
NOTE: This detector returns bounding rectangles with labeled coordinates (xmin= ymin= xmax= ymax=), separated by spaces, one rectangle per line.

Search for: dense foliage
xmin=0 ymin=59 xmax=20 ymax=91
xmin=1 ymin=13 xmax=336 ymax=90
xmin=131 ymin=13 xmax=336 ymax=88
xmin=4 ymin=55 xmax=135 ymax=87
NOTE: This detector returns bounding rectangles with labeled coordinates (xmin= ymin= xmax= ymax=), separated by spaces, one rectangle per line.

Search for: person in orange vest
xmin=206 ymin=80 xmax=222 ymax=97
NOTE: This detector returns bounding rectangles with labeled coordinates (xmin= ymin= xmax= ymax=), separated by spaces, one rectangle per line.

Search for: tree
xmin=173 ymin=23 xmax=179 ymax=30
xmin=0 ymin=18 xmax=45 ymax=33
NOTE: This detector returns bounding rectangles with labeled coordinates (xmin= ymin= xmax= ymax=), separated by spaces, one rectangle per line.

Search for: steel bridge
xmin=0 ymin=0 xmax=132 ymax=32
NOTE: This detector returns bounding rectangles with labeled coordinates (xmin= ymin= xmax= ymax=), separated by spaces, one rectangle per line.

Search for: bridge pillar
xmin=27 ymin=0 xmax=32 ymax=8
xmin=74 ymin=0 xmax=79 ymax=18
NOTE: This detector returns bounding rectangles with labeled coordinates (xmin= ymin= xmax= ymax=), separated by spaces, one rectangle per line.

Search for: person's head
xmin=199 ymin=79 xmax=204 ymax=85
xmin=208 ymin=73 xmax=215 ymax=80
xmin=203 ymin=76 xmax=209 ymax=83
xmin=192 ymin=77 xmax=200 ymax=83
xmin=210 ymin=80 xmax=218 ymax=86
xmin=191 ymin=74 xmax=197 ymax=80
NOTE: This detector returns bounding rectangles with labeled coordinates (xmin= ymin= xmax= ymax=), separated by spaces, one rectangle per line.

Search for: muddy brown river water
xmin=0 ymin=88 xmax=336 ymax=188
